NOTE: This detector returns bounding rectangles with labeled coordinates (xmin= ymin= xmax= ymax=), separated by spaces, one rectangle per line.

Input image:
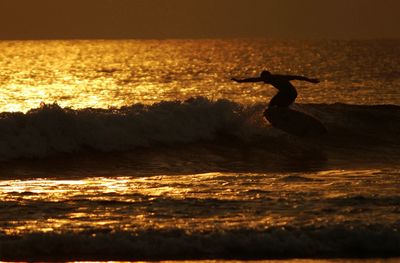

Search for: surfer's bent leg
xmin=268 ymin=92 xmax=296 ymax=108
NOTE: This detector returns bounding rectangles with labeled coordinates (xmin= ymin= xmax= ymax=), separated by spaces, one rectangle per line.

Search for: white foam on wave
xmin=0 ymin=97 xmax=264 ymax=159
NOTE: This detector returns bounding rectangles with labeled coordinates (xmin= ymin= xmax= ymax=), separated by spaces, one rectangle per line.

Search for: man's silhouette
xmin=232 ymin=70 xmax=320 ymax=107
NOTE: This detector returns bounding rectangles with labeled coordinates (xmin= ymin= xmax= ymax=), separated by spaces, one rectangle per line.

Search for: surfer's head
xmin=260 ymin=70 xmax=271 ymax=80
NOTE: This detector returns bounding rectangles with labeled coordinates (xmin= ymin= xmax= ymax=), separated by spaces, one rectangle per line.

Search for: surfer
xmin=232 ymin=71 xmax=320 ymax=107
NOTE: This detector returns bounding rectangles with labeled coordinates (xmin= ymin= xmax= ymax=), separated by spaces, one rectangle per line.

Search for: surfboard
xmin=264 ymin=107 xmax=327 ymax=137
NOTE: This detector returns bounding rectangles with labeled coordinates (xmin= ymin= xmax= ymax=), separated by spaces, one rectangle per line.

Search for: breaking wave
xmin=0 ymin=97 xmax=399 ymax=163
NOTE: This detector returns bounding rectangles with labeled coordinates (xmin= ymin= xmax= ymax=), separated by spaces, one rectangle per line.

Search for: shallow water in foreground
xmin=1 ymin=164 xmax=399 ymax=260
xmin=2 ymin=169 xmax=398 ymax=235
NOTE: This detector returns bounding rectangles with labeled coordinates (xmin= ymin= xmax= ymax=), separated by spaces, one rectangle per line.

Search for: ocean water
xmin=0 ymin=39 xmax=399 ymax=261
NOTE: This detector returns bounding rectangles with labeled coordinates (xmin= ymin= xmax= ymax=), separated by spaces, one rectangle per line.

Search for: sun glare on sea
xmin=0 ymin=176 xmax=196 ymax=235
xmin=0 ymin=173 xmax=284 ymax=235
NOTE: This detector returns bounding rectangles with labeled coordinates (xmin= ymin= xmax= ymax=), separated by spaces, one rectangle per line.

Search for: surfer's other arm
xmin=231 ymin=77 xmax=262 ymax=83
xmin=285 ymin=75 xmax=320 ymax=83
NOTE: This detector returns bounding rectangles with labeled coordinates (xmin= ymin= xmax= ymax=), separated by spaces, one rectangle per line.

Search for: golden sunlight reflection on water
xmin=1 ymin=169 xmax=398 ymax=236
xmin=1 ymin=173 xmax=263 ymax=235
xmin=1 ymin=40 xmax=399 ymax=112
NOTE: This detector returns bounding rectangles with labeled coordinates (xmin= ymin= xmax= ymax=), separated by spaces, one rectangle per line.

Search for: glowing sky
xmin=0 ymin=0 xmax=399 ymax=39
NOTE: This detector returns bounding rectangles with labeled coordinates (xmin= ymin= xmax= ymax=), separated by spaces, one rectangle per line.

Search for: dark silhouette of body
xmin=232 ymin=70 xmax=320 ymax=107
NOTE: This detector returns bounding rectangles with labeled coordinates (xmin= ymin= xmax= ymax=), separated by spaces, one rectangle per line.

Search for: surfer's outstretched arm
xmin=285 ymin=75 xmax=320 ymax=83
xmin=231 ymin=77 xmax=262 ymax=83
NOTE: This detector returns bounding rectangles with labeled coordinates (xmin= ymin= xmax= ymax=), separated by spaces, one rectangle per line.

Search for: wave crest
xmin=0 ymin=98 xmax=259 ymax=159
xmin=0 ymin=98 xmax=399 ymax=161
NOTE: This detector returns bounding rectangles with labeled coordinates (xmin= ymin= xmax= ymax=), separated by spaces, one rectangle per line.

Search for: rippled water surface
xmin=0 ymin=39 xmax=399 ymax=112
xmin=1 ymin=169 xmax=399 ymax=235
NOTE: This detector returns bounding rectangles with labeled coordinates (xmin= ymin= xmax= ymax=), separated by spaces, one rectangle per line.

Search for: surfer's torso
xmin=264 ymin=75 xmax=298 ymax=99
